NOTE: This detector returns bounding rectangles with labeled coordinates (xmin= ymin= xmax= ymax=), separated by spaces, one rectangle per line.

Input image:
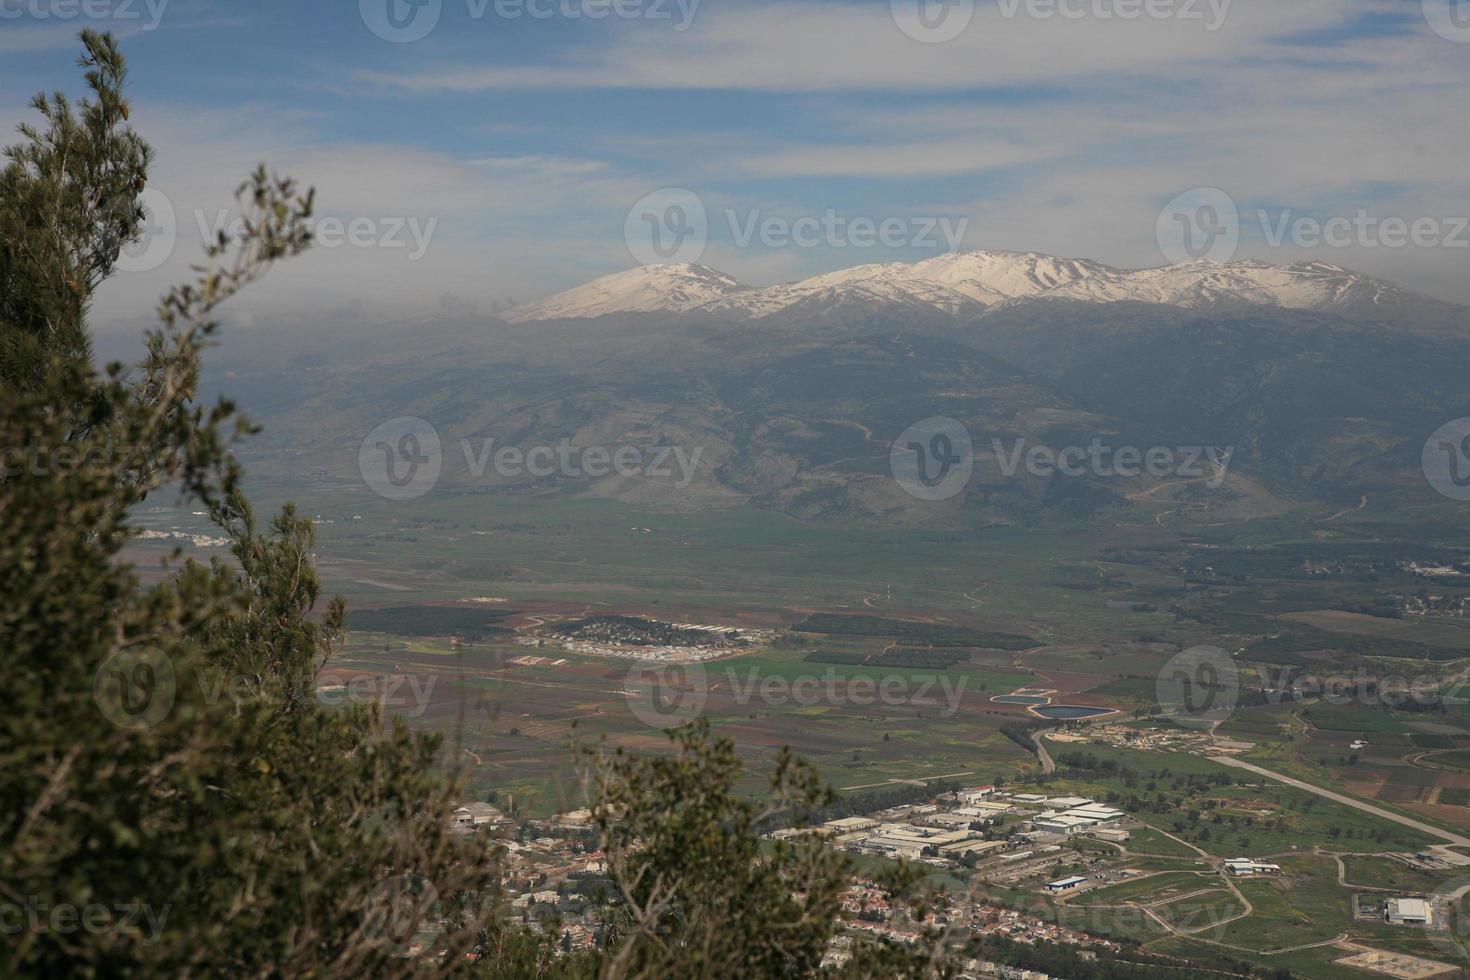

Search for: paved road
xmin=1210 ymin=756 xmax=1470 ymax=852
xmin=1033 ymin=732 xmax=1056 ymax=774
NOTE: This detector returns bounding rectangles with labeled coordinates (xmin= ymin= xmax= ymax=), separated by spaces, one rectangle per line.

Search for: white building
xmin=923 ymin=812 xmax=978 ymax=830
xmin=963 ymin=800 xmax=1013 ymax=816
xmin=1047 ymin=796 xmax=1094 ymax=809
xmin=1386 ymin=897 xmax=1431 ymax=926
xmin=1034 ymin=814 xmax=1099 ymax=835
xmin=823 ymin=816 xmax=880 ymax=834
xmin=1223 ymin=858 xmax=1281 ymax=876
xmin=1089 ymin=827 xmax=1131 ymax=843
xmin=1044 ymin=876 xmax=1089 ymax=892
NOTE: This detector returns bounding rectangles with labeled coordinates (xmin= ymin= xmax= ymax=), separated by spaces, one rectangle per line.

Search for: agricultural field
xmin=113 ymin=466 xmax=1470 ymax=978
xmin=1014 ymin=745 xmax=1443 ymax=857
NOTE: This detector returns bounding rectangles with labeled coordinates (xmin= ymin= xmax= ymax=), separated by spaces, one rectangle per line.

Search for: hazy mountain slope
xmin=216 ymin=281 xmax=1470 ymax=527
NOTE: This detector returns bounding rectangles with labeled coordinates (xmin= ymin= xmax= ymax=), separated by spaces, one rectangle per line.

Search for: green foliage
xmin=0 ymin=36 xmax=507 ymax=978
xmin=0 ymin=30 xmax=152 ymax=390
xmin=579 ymin=721 xmax=955 ymax=979
xmin=0 ymin=33 xmax=979 ymax=980
xmin=793 ymin=615 xmax=1039 ymax=650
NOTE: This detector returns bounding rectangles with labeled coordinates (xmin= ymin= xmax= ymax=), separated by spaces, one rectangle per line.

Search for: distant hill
xmin=505 ymin=251 xmax=1470 ymax=336
xmin=208 ymin=254 xmax=1470 ymax=527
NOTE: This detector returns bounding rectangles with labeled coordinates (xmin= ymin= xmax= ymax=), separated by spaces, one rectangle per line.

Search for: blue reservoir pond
xmin=1032 ymin=704 xmax=1114 ymax=720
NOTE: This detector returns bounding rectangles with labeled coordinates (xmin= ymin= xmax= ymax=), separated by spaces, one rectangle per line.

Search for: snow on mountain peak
xmin=503 ymin=264 xmax=749 ymax=323
xmin=503 ymin=252 xmax=1459 ymax=329
xmin=908 ymin=250 xmax=1121 ymax=301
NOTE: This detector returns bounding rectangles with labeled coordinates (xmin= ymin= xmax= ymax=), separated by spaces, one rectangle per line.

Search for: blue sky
xmin=2 ymin=0 xmax=1467 ymax=325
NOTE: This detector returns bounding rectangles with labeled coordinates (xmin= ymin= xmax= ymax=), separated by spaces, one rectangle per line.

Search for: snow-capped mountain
xmin=1044 ymin=259 xmax=1432 ymax=317
xmin=504 ymin=251 xmax=1464 ymax=331
xmin=697 ymin=261 xmax=984 ymax=318
xmin=905 ymin=250 xmax=1120 ymax=302
xmin=503 ymin=264 xmax=748 ymax=323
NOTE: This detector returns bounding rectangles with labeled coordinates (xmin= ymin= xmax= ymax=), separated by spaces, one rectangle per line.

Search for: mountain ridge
xmin=504 ymin=251 xmax=1466 ymax=334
